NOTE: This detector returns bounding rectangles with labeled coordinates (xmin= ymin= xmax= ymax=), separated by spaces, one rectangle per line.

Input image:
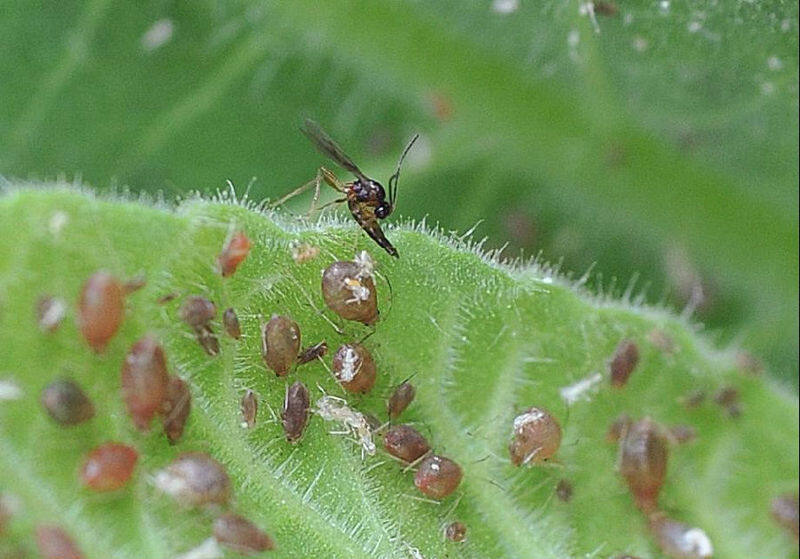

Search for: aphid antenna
xmin=297 ymin=283 xmax=345 ymax=335
xmin=469 ymin=454 xmax=492 ymax=465
xmin=401 ymin=493 xmax=442 ymax=506
xmin=442 ymin=493 xmax=464 ymax=519
xmin=356 ymin=328 xmax=376 ymax=345
xmin=372 ymin=420 xmax=391 ymax=435
xmin=402 ymin=449 xmax=433 ymax=474
xmin=477 ymin=476 xmax=508 ymax=494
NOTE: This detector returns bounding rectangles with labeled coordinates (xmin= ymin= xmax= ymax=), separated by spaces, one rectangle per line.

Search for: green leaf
xmin=0 ymin=186 xmax=796 ymax=558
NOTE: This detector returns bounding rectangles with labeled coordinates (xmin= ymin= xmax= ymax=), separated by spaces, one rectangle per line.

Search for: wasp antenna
xmin=388 ymin=133 xmax=420 ymax=207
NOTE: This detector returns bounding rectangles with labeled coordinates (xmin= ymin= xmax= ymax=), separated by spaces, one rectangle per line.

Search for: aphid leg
xmin=297 ymin=283 xmax=345 ymax=335
xmin=402 ymin=449 xmax=433 ymax=473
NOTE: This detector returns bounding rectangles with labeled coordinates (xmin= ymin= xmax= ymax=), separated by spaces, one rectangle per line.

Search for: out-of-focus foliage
xmin=0 ymin=0 xmax=797 ymax=381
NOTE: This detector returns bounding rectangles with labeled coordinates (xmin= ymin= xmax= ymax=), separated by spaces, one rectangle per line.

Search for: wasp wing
xmin=301 ymin=119 xmax=368 ymax=182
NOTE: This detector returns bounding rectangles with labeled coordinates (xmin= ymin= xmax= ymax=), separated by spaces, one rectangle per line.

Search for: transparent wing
xmin=301 ymin=119 xmax=367 ymax=181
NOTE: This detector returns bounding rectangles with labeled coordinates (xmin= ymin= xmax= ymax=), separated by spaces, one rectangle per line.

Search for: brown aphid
xmin=619 ymin=418 xmax=668 ymax=513
xmin=223 ymin=307 xmax=241 ymax=339
xmin=771 ymin=493 xmax=799 ymax=540
xmin=281 ymin=381 xmax=310 ymax=443
xmin=735 ymin=350 xmax=763 ymax=375
xmin=648 ymin=512 xmax=714 ymax=559
xmin=606 ymin=413 xmax=632 ymax=443
xmin=157 ymin=292 xmax=179 ymax=304
xmin=682 ymin=390 xmax=706 ymax=409
xmin=610 ymin=339 xmax=639 ymax=388
xmin=155 ymin=452 xmax=231 ymax=507
xmin=556 ymin=479 xmax=573 ymax=502
xmin=179 ymin=295 xmax=217 ymax=331
xmin=713 ymin=386 xmax=741 ymax=417
xmin=290 ymin=241 xmax=320 ymax=264
xmin=297 ymin=341 xmax=328 ymax=365
xmin=241 ymin=389 xmax=258 ymax=429
xmin=648 ymin=328 xmax=676 ymax=353
xmin=80 ymin=442 xmax=138 ymax=492
xmin=36 ymin=295 xmax=66 ymax=333
xmin=214 ymin=513 xmax=275 ymax=553
xmin=121 ymin=336 xmax=169 ymax=430
xmin=261 ymin=315 xmax=301 ymax=376
xmin=77 ymin=271 xmax=124 ymax=352
xmin=508 ymin=407 xmax=562 ymax=466
xmin=444 ymin=521 xmax=467 ymax=542
xmin=122 ymin=274 xmax=147 ymax=294
xmin=196 ymin=325 xmax=221 ymax=356
xmin=594 ymin=0 xmax=619 ymax=16
xmin=217 ymin=231 xmax=251 ymax=277
xmin=321 ymin=259 xmax=379 ymax=326
xmin=41 ymin=379 xmax=95 ymax=426
xmin=383 ymin=424 xmax=431 ymax=463
xmin=668 ymin=424 xmax=697 ymax=444
xmin=387 ymin=381 xmax=416 ymax=420
xmin=35 ymin=525 xmax=84 ymax=559
xmin=162 ymin=376 xmax=191 ymax=444
xmin=414 ymin=455 xmax=463 ymax=499
xmin=332 ymin=343 xmax=377 ymax=394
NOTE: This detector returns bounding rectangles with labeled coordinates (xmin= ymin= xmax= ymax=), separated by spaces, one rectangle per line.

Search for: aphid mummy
xmin=217 ymin=231 xmax=251 ymax=277
xmin=222 ymin=307 xmax=241 ymax=339
xmin=77 ymin=271 xmax=124 ymax=352
xmin=121 ymin=336 xmax=169 ymax=431
xmin=213 ymin=513 xmax=275 ymax=553
xmin=648 ymin=513 xmax=713 ymax=559
xmin=41 ymin=379 xmax=95 ymax=426
xmin=508 ymin=407 xmax=562 ymax=466
xmin=444 ymin=521 xmax=467 ymax=542
xmin=240 ymin=389 xmax=258 ymax=429
xmin=618 ymin=417 xmax=668 ymax=512
xmin=771 ymin=493 xmax=799 ymax=540
xmin=35 ymin=525 xmax=84 ymax=559
xmin=80 ymin=442 xmax=138 ymax=492
xmin=332 ymin=343 xmax=377 ymax=394
xmin=387 ymin=381 xmax=416 ymax=420
xmin=383 ymin=424 xmax=431 ymax=463
xmin=321 ymin=260 xmax=379 ymax=325
xmin=36 ymin=295 xmax=66 ymax=333
xmin=155 ymin=452 xmax=231 ymax=507
xmin=162 ymin=376 xmax=191 ymax=444
xmin=315 ymin=395 xmax=376 ymax=456
xmin=414 ymin=455 xmax=463 ymax=499
xmin=261 ymin=315 xmax=301 ymax=376
xmin=282 ymin=381 xmax=310 ymax=443
xmin=610 ymin=339 xmax=639 ymax=388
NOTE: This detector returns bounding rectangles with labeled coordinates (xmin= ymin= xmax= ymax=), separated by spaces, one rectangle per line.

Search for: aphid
xmin=80 ymin=442 xmax=138 ymax=492
xmin=290 ymin=241 xmax=320 ymax=264
xmin=606 ymin=413 xmax=632 ymax=443
xmin=213 ymin=513 xmax=275 ymax=553
xmin=35 ymin=525 xmax=84 ymax=559
xmin=332 ymin=343 xmax=377 ymax=394
xmin=668 ymin=424 xmax=696 ymax=444
xmin=594 ymin=0 xmax=619 ymax=16
xmin=40 ymin=378 xmax=95 ymax=426
xmin=0 ymin=493 xmax=19 ymax=535
xmin=121 ymin=336 xmax=169 ymax=430
xmin=295 ymin=119 xmax=418 ymax=257
xmin=556 ymin=479 xmax=574 ymax=502
xmin=321 ymin=258 xmax=379 ymax=325
xmin=217 ymin=231 xmax=251 ymax=277
xmin=610 ymin=339 xmax=639 ymax=388
xmin=77 ymin=271 xmax=124 ymax=352
xmin=240 ymin=389 xmax=258 ymax=429
xmin=618 ymin=417 xmax=668 ymax=512
xmin=297 ymin=341 xmax=328 ymax=365
xmin=681 ymin=390 xmax=706 ymax=409
xmin=261 ymin=315 xmax=301 ymax=376
xmin=154 ymin=452 xmax=231 ymax=507
xmin=444 ymin=521 xmax=467 ymax=542
xmin=36 ymin=295 xmax=66 ymax=333
xmin=735 ymin=350 xmax=763 ymax=375
xmin=713 ymin=386 xmax=741 ymax=417
xmin=648 ymin=328 xmax=675 ymax=353
xmin=162 ymin=376 xmax=191 ymax=444
xmin=508 ymin=407 xmax=562 ymax=466
xmin=770 ymin=493 xmax=799 ymax=540
xmin=648 ymin=513 xmax=714 ymax=559
xmin=315 ymin=395 xmax=376 ymax=456
xmin=179 ymin=296 xmax=217 ymax=331
xmin=196 ymin=326 xmax=221 ymax=356
xmin=157 ymin=292 xmax=179 ymax=304
xmin=122 ymin=274 xmax=147 ymax=294
xmin=414 ymin=455 xmax=463 ymax=499
xmin=383 ymin=424 xmax=430 ymax=464
xmin=223 ymin=307 xmax=241 ymax=339
xmin=387 ymin=381 xmax=416 ymax=420
xmin=282 ymin=381 xmax=310 ymax=443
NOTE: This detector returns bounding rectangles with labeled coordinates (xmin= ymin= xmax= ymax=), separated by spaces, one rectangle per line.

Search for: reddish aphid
xmin=713 ymin=386 xmax=741 ymax=417
xmin=387 ymin=381 xmax=416 ymax=420
xmin=556 ymin=479 xmax=574 ymax=502
xmin=121 ymin=336 xmax=169 ymax=431
xmin=35 ymin=525 xmax=84 ymax=559
xmin=162 ymin=376 xmax=191 ymax=444
xmin=508 ymin=407 xmax=562 ymax=466
xmin=321 ymin=259 xmax=379 ymax=326
xmin=648 ymin=513 xmax=714 ymax=559
xmin=771 ymin=493 xmax=799 ymax=540
xmin=36 ymin=295 xmax=66 ymax=333
xmin=155 ymin=452 xmax=231 ymax=507
xmin=618 ymin=418 xmax=668 ymax=513
xmin=217 ymin=231 xmax=251 ymax=277
xmin=213 ymin=513 xmax=275 ymax=553
xmin=594 ymin=0 xmax=619 ymax=16
xmin=179 ymin=296 xmax=217 ymax=330
xmin=223 ymin=307 xmax=241 ymax=339
xmin=610 ymin=339 xmax=639 ymax=388
xmin=77 ymin=271 xmax=125 ymax=352
xmin=80 ymin=442 xmax=138 ymax=492
xmin=383 ymin=424 xmax=431 ymax=464
xmin=261 ymin=315 xmax=301 ymax=376
xmin=444 ymin=521 xmax=467 ymax=542
xmin=282 ymin=381 xmax=310 ymax=443
xmin=606 ymin=413 xmax=632 ymax=443
xmin=414 ymin=455 xmax=463 ymax=499
xmin=297 ymin=341 xmax=328 ymax=365
xmin=241 ymin=389 xmax=258 ymax=429
xmin=332 ymin=343 xmax=377 ymax=394
xmin=41 ymin=379 xmax=95 ymax=426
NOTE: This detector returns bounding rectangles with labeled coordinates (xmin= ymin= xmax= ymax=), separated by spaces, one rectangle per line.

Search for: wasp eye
xmin=375 ymin=204 xmax=391 ymax=219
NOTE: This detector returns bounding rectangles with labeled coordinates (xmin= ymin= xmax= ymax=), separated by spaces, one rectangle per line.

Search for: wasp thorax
xmin=223 ymin=307 xmax=241 ymax=339
xmin=414 ymin=455 xmax=463 ymax=499
xmin=648 ymin=513 xmax=713 ymax=559
xmin=217 ymin=231 xmax=251 ymax=277
xmin=619 ymin=417 xmax=668 ymax=513
xmin=213 ymin=513 xmax=275 ymax=553
xmin=162 ymin=376 xmax=191 ymax=444
xmin=383 ymin=424 xmax=430 ymax=464
xmin=444 ymin=521 xmax=467 ymax=542
xmin=610 ymin=339 xmax=639 ymax=388
xmin=332 ymin=343 xmax=377 ymax=394
xmin=282 ymin=381 xmax=310 ymax=443
xmin=261 ymin=315 xmax=301 ymax=376
xmin=35 ymin=525 xmax=84 ymax=559
xmin=36 ymin=295 xmax=66 ymax=333
xmin=80 ymin=442 xmax=138 ymax=492
xmin=155 ymin=452 xmax=231 ymax=507
xmin=121 ymin=336 xmax=169 ymax=431
xmin=508 ymin=407 xmax=562 ymax=466
xmin=321 ymin=258 xmax=379 ymax=325
xmin=78 ymin=271 xmax=124 ymax=352
xmin=771 ymin=493 xmax=799 ymax=540
xmin=387 ymin=381 xmax=416 ymax=420
xmin=41 ymin=379 xmax=95 ymax=426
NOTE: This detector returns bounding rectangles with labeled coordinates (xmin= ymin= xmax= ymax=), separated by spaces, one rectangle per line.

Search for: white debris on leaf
xmin=48 ymin=211 xmax=69 ymax=236
xmin=492 ymin=0 xmax=519 ymax=15
xmin=559 ymin=372 xmax=603 ymax=404
xmin=682 ymin=528 xmax=714 ymax=558
xmin=767 ymin=56 xmax=783 ymax=71
xmin=0 ymin=378 xmax=23 ymax=401
xmin=579 ymin=2 xmax=601 ymax=33
xmin=141 ymin=19 xmax=174 ymax=52
xmin=290 ymin=241 xmax=319 ymax=264
xmin=174 ymin=538 xmax=223 ymax=559
xmin=512 ymin=408 xmax=546 ymax=432
xmin=633 ymin=35 xmax=649 ymax=52
xmin=315 ymin=395 xmax=376 ymax=457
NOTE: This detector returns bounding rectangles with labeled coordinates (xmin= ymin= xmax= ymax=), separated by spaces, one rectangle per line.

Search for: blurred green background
xmin=0 ymin=1 xmax=797 ymax=383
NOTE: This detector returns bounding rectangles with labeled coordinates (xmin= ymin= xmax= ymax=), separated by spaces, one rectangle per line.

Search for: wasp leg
xmin=269 ymin=168 xmax=323 ymax=210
